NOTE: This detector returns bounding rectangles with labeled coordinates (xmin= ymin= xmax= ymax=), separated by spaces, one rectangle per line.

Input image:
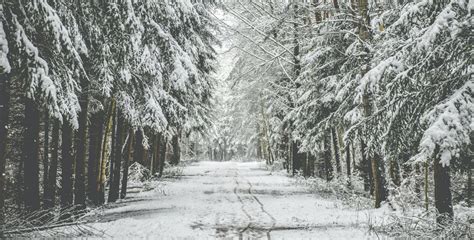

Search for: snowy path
xmin=88 ymin=161 xmax=379 ymax=239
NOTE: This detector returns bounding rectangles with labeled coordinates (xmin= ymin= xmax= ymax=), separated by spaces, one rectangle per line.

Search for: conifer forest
xmin=0 ymin=0 xmax=472 ymax=239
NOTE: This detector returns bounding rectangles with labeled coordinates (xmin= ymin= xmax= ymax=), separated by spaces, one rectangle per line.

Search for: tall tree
xmin=74 ymin=93 xmax=89 ymax=209
xmin=108 ymin=109 xmax=124 ymax=203
xmin=0 ymin=14 xmax=11 ymax=231
xmin=61 ymin=122 xmax=74 ymax=208
xmin=23 ymin=97 xmax=41 ymax=211
xmin=121 ymin=129 xmax=134 ymax=199
xmin=43 ymin=120 xmax=59 ymax=209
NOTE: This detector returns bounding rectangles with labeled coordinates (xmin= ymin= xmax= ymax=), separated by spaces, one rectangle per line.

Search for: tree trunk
xmin=323 ymin=131 xmax=333 ymax=181
xmin=23 ymin=97 xmax=40 ymax=211
xmin=133 ymin=129 xmax=144 ymax=165
xmin=74 ymin=96 xmax=88 ymax=209
xmin=61 ymin=121 xmax=74 ymax=208
xmin=333 ymin=0 xmax=339 ymax=11
xmin=371 ymin=153 xmax=388 ymax=208
xmin=158 ymin=135 xmax=167 ymax=178
xmin=331 ymin=127 xmax=341 ymax=174
xmin=97 ymin=100 xmax=115 ymax=204
xmin=467 ymin=133 xmax=473 ymax=207
xmin=152 ymin=133 xmax=161 ymax=175
xmin=424 ymin=161 xmax=429 ymax=211
xmin=389 ymin=157 xmax=401 ymax=187
xmin=42 ymin=114 xmax=49 ymax=197
xmin=88 ymin=111 xmax=104 ymax=204
xmin=291 ymin=140 xmax=301 ymax=176
xmin=171 ymin=134 xmax=180 ymax=166
xmin=43 ymin=120 xmax=59 ymax=209
xmin=121 ymin=129 xmax=133 ymax=199
xmin=108 ymin=108 xmax=123 ymax=203
xmin=433 ymin=146 xmax=453 ymax=225
xmin=345 ymin=143 xmax=351 ymax=177
xmin=0 ymin=72 xmax=10 ymax=229
xmin=360 ymin=138 xmax=372 ymax=192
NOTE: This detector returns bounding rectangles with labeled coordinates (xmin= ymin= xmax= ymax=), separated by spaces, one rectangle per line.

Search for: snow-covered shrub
xmin=127 ymin=162 xmax=151 ymax=183
xmin=160 ymin=163 xmax=184 ymax=179
xmin=372 ymin=208 xmax=472 ymax=239
xmin=294 ymin=175 xmax=373 ymax=210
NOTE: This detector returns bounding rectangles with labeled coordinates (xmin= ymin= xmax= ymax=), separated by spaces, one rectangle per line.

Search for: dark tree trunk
xmin=133 ymin=129 xmax=144 ymax=165
xmin=151 ymin=134 xmax=158 ymax=174
xmin=433 ymin=147 xmax=453 ymax=225
xmin=291 ymin=141 xmax=300 ymax=176
xmin=390 ymin=157 xmax=401 ymax=187
xmin=121 ymin=129 xmax=134 ymax=199
xmin=152 ymin=134 xmax=161 ymax=175
xmin=372 ymin=153 xmax=388 ymax=208
xmin=345 ymin=143 xmax=351 ymax=177
xmin=171 ymin=134 xmax=180 ymax=166
xmin=0 ymin=72 xmax=10 ymax=228
xmin=88 ymin=111 xmax=104 ymax=204
xmin=43 ymin=120 xmax=59 ymax=209
xmin=108 ymin=110 xmax=123 ymax=203
xmin=360 ymin=138 xmax=372 ymax=192
xmin=61 ymin=122 xmax=74 ymax=208
xmin=256 ymin=123 xmax=262 ymax=159
xmin=74 ymin=96 xmax=88 ymax=209
xmin=42 ymin=114 xmax=49 ymax=196
xmin=467 ymin=133 xmax=473 ymax=207
xmin=158 ymin=135 xmax=167 ymax=178
xmin=309 ymin=152 xmax=316 ymax=177
xmin=323 ymin=132 xmax=333 ymax=182
xmin=331 ymin=127 xmax=341 ymax=174
xmin=23 ymin=98 xmax=40 ymax=211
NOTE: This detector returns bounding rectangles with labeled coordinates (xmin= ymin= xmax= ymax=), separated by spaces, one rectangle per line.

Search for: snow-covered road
xmin=88 ymin=161 xmax=380 ymax=239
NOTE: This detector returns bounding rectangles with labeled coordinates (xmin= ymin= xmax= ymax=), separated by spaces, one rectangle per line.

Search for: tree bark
xmin=171 ymin=134 xmax=180 ymax=166
xmin=43 ymin=120 xmax=59 ymax=209
xmin=149 ymin=134 xmax=155 ymax=172
xmin=331 ymin=127 xmax=341 ymax=174
xmin=61 ymin=121 xmax=74 ymax=208
xmin=360 ymin=138 xmax=372 ymax=192
xmin=120 ymin=129 xmax=134 ymax=199
xmin=345 ymin=143 xmax=351 ymax=177
xmin=133 ymin=129 xmax=144 ymax=165
xmin=152 ymin=133 xmax=161 ymax=175
xmin=42 ymin=114 xmax=49 ymax=198
xmin=97 ymin=100 xmax=115 ymax=204
xmin=389 ymin=157 xmax=401 ymax=187
xmin=88 ymin=111 xmax=104 ymax=204
xmin=74 ymin=96 xmax=88 ymax=209
xmin=0 ymin=72 xmax=10 ymax=229
xmin=323 ymin=132 xmax=333 ymax=181
xmin=158 ymin=135 xmax=167 ymax=178
xmin=467 ymin=133 xmax=473 ymax=207
xmin=371 ymin=153 xmax=387 ymax=208
xmin=23 ymin=97 xmax=40 ymax=211
xmin=108 ymin=108 xmax=124 ymax=203
xmin=433 ymin=146 xmax=453 ymax=225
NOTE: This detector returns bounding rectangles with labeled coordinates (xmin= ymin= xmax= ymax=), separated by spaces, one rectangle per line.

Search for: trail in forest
xmin=82 ymin=161 xmax=384 ymax=239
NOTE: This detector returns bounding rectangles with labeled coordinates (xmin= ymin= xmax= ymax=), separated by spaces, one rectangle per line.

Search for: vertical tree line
xmin=0 ymin=0 xmax=217 ymax=231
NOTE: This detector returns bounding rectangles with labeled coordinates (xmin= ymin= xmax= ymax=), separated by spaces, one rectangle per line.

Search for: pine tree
xmin=61 ymin=122 xmax=74 ymax=208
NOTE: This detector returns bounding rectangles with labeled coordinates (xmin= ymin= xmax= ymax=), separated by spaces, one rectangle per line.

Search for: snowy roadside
xmin=289 ymin=168 xmax=473 ymax=239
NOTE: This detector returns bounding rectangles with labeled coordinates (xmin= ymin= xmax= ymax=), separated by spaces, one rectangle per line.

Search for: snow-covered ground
xmin=84 ymin=161 xmax=387 ymax=239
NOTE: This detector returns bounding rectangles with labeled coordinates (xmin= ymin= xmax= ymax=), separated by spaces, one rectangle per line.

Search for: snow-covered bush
xmin=127 ymin=162 xmax=151 ymax=183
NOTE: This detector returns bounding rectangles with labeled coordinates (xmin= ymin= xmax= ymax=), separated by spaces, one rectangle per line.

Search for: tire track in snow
xmin=246 ymin=179 xmax=277 ymax=239
xmin=232 ymin=171 xmax=252 ymax=235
